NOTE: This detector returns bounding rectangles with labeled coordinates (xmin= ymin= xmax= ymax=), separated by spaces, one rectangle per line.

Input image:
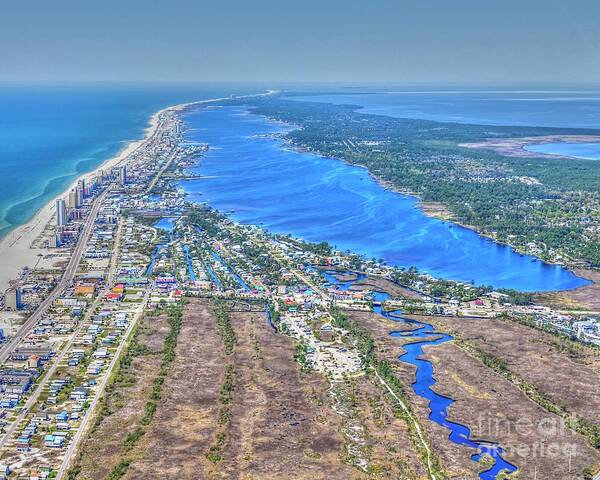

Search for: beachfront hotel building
xmin=5 ymin=287 xmax=22 ymax=311
xmin=67 ymin=189 xmax=81 ymax=209
xmin=56 ymin=199 xmax=67 ymax=227
xmin=119 ymin=166 xmax=127 ymax=185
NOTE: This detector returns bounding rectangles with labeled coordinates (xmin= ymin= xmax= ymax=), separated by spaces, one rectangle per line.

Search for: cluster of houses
xmin=0 ymin=109 xmax=191 ymax=477
xmin=5 ymin=300 xmax=135 ymax=473
xmin=513 ymin=307 xmax=600 ymax=346
xmin=281 ymin=309 xmax=363 ymax=380
xmin=0 ymin=346 xmax=53 ymax=412
xmin=83 ymin=220 xmax=117 ymax=260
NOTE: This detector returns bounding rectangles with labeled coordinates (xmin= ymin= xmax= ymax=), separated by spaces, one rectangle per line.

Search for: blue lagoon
xmin=525 ymin=142 xmax=600 ymax=160
xmin=180 ymin=105 xmax=588 ymax=292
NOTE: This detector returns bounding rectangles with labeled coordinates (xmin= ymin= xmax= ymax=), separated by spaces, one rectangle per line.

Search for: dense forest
xmin=226 ymin=95 xmax=600 ymax=267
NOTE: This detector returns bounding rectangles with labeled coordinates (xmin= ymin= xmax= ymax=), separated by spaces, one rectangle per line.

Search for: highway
xmin=0 ymin=203 xmax=120 ymax=450
xmin=0 ymin=286 xmax=107 ymax=449
xmin=145 ymin=150 xmax=176 ymax=194
xmin=0 ymin=90 xmax=167 ymax=364
xmin=0 ymin=187 xmax=110 ymax=365
xmin=0 ymin=91 xmax=272 ymax=366
xmin=0 ymin=91 xmax=277 ymax=472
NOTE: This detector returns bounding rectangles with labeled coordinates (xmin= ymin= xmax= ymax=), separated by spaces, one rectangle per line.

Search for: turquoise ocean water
xmin=0 ymin=83 xmax=258 ymax=238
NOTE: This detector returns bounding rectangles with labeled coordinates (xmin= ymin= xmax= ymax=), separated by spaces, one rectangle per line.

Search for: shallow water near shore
xmin=180 ymin=105 xmax=588 ymax=292
xmin=0 ymin=83 xmax=257 ymax=239
xmin=525 ymin=142 xmax=600 ymax=160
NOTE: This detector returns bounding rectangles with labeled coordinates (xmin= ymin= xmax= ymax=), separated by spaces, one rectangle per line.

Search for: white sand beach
xmin=0 ymin=92 xmax=269 ymax=295
xmin=0 ymin=107 xmax=165 ymax=293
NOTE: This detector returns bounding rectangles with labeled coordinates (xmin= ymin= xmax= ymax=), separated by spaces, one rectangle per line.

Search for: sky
xmin=1 ymin=0 xmax=600 ymax=84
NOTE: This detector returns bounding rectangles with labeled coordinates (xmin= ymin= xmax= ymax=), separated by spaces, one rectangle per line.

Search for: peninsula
xmin=0 ymin=94 xmax=597 ymax=480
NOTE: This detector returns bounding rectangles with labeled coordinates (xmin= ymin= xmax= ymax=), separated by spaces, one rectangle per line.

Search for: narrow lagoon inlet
xmin=177 ymin=103 xmax=590 ymax=479
xmin=321 ymin=270 xmax=518 ymax=479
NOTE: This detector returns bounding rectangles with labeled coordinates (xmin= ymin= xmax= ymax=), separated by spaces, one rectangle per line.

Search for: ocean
xmin=0 ymin=83 xmax=259 ymax=238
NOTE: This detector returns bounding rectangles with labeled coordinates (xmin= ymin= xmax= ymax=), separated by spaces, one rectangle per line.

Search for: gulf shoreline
xmin=0 ymin=99 xmax=206 ymax=294
xmin=2 ymin=92 xmax=593 ymax=299
xmin=0 ymin=91 xmax=274 ymax=294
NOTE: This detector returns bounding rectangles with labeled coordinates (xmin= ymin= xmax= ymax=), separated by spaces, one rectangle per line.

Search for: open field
xmin=536 ymin=269 xmax=600 ymax=311
xmin=73 ymin=297 xmax=436 ymax=480
xmin=122 ymin=300 xmax=226 ymax=479
xmin=336 ymin=375 xmax=428 ymax=478
xmin=211 ymin=306 xmax=359 ymax=480
xmin=72 ymin=312 xmax=171 ymax=479
xmin=113 ymin=299 xmax=359 ymax=480
xmin=425 ymin=338 xmax=596 ymax=479
xmin=349 ymin=310 xmax=481 ymax=478
xmin=424 ymin=314 xmax=600 ymax=431
xmin=208 ymin=302 xmax=429 ymax=479
xmin=354 ymin=276 xmax=423 ymax=300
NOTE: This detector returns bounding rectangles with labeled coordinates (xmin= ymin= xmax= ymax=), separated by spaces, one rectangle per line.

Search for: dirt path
xmin=349 ymin=310 xmax=599 ymax=479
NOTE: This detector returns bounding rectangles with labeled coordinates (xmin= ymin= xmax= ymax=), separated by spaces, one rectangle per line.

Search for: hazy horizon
xmin=3 ymin=81 xmax=600 ymax=91
xmin=2 ymin=0 xmax=600 ymax=84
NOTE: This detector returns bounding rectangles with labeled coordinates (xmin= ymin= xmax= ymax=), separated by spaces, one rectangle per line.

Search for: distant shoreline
xmin=460 ymin=134 xmax=600 ymax=159
xmin=524 ymin=142 xmax=600 ymax=160
xmin=199 ymin=104 xmax=591 ymax=293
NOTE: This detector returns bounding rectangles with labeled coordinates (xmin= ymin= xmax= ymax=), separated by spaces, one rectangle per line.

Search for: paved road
xmin=0 ymin=188 xmax=110 ymax=365
xmin=0 ymin=205 xmax=120 ymax=450
xmin=107 ymin=219 xmax=123 ymax=287
xmin=146 ymin=150 xmax=176 ymax=194
xmin=0 ymin=287 xmax=107 ymax=449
